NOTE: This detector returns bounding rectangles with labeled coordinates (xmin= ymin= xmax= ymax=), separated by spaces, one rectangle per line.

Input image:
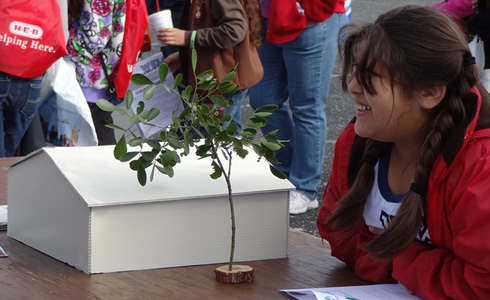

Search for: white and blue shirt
xmin=363 ymin=150 xmax=432 ymax=244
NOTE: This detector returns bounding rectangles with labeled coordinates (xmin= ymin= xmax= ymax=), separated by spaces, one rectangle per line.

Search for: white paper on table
xmin=0 ymin=205 xmax=6 ymax=230
xmin=128 ymin=52 xmax=184 ymax=138
xmin=281 ymin=283 xmax=421 ymax=300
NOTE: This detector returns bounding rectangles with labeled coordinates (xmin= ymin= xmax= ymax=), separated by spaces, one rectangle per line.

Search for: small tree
xmin=96 ymin=50 xmax=286 ymax=283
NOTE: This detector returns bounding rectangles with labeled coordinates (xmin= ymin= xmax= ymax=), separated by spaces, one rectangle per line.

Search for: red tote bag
xmin=113 ymin=0 xmax=149 ymax=99
xmin=0 ymin=0 xmax=67 ymax=78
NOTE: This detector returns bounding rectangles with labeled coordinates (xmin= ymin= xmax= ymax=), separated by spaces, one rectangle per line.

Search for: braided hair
xmin=326 ymin=5 xmax=478 ymax=259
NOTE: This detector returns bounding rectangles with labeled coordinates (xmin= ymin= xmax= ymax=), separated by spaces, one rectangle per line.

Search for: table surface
xmin=0 ymin=157 xmax=367 ymax=299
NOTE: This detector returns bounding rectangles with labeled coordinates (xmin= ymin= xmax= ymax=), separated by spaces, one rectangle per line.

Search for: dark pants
xmin=89 ymin=103 xmax=116 ymax=145
xmin=15 ymin=112 xmax=46 ymax=156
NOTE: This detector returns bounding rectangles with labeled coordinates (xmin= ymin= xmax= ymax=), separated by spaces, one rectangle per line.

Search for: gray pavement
xmin=124 ymin=0 xmax=438 ymax=237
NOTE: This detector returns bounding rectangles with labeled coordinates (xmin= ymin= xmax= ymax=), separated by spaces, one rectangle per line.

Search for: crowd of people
xmin=1 ymin=0 xmax=490 ymax=298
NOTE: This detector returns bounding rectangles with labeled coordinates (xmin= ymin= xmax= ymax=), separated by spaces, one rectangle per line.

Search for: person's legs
xmin=89 ymin=102 xmax=116 ymax=145
xmin=282 ymin=14 xmax=344 ymax=203
xmin=0 ymin=73 xmax=43 ymax=157
xmin=248 ymin=19 xmax=293 ymax=175
xmin=15 ymin=112 xmax=46 ymax=156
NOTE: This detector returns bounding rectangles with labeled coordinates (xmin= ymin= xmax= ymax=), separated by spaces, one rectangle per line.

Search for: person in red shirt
xmin=248 ymin=0 xmax=347 ymax=214
xmin=317 ymin=5 xmax=490 ymax=299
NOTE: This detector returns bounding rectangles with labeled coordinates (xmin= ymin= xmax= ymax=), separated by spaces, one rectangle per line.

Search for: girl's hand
xmin=157 ymin=28 xmax=186 ymax=46
xmin=164 ymin=52 xmax=181 ymax=74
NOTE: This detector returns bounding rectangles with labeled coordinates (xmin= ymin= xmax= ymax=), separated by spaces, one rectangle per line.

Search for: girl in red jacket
xmin=317 ymin=5 xmax=490 ymax=299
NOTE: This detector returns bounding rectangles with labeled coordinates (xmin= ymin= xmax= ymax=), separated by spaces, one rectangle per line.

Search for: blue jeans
xmin=224 ymin=89 xmax=248 ymax=135
xmin=0 ymin=73 xmax=43 ymax=157
xmin=248 ymin=14 xmax=347 ymax=200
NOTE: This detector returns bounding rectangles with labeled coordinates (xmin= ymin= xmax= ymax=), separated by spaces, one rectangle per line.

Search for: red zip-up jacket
xmin=266 ymin=0 xmax=346 ymax=44
xmin=317 ymin=84 xmax=490 ymax=299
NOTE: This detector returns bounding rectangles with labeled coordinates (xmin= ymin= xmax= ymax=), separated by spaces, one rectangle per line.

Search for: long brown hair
xmin=326 ymin=5 xmax=478 ymax=259
xmin=241 ymin=0 xmax=262 ymax=48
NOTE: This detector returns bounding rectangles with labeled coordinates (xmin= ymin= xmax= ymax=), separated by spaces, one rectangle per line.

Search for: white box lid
xmin=9 ymin=145 xmax=294 ymax=207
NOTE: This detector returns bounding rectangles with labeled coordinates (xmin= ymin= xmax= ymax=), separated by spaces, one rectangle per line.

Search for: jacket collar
xmin=441 ymin=83 xmax=490 ymax=168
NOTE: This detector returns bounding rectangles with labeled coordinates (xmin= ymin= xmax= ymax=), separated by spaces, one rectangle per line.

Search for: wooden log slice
xmin=215 ymin=264 xmax=254 ymax=283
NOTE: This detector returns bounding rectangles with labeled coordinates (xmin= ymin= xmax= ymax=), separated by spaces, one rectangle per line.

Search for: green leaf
xmin=138 ymin=109 xmax=150 ymax=121
xmin=105 ymin=124 xmax=125 ymax=131
xmin=236 ymin=147 xmax=248 ymax=158
xmin=114 ymin=108 xmax=127 ymax=116
xmin=221 ymin=114 xmax=231 ymax=122
xmin=217 ymin=82 xmax=239 ymax=94
xmin=128 ymin=138 xmax=143 ymax=147
xmin=141 ymin=151 xmax=156 ymax=162
xmin=96 ymin=99 xmax=117 ymax=112
xmin=196 ymin=70 xmax=214 ymax=83
xmin=179 ymin=106 xmax=191 ymax=119
xmin=130 ymin=115 xmax=140 ymax=125
xmin=197 ymin=79 xmax=217 ymax=91
xmin=196 ymin=144 xmax=212 ymax=156
xmin=168 ymin=137 xmax=184 ymax=149
xmin=210 ymin=161 xmax=222 ymax=179
xmin=147 ymin=107 xmax=160 ymax=121
xmin=114 ymin=136 xmax=127 ymax=160
xmin=156 ymin=165 xmax=175 ymax=178
xmin=129 ymin=160 xmax=139 ymax=171
xmin=253 ymin=111 xmax=272 ymax=118
xmin=245 ymin=117 xmax=267 ymax=128
xmin=137 ymin=162 xmax=147 ymax=186
xmin=136 ymin=101 xmax=144 ymax=114
xmin=173 ymin=73 xmax=183 ymax=89
xmin=139 ymin=156 xmax=153 ymax=168
xmin=242 ymin=128 xmax=257 ymax=135
xmin=131 ymin=73 xmax=153 ymax=85
xmin=270 ymin=165 xmax=287 ymax=179
xmin=159 ymin=64 xmax=169 ymax=84
xmin=262 ymin=141 xmax=282 ymax=151
xmin=208 ymin=95 xmax=226 ymax=106
xmin=160 ymin=151 xmax=179 ymax=166
xmin=226 ymin=122 xmax=238 ymax=135
xmin=145 ymin=139 xmax=161 ymax=149
xmin=143 ymin=85 xmax=156 ymax=100
xmin=125 ymin=90 xmax=133 ymax=110
xmin=119 ymin=151 xmax=139 ymax=162
xmin=181 ymin=85 xmax=193 ymax=100
xmin=191 ymin=48 xmax=197 ymax=72
xmin=222 ymin=69 xmax=236 ymax=82
xmin=257 ymin=104 xmax=278 ymax=111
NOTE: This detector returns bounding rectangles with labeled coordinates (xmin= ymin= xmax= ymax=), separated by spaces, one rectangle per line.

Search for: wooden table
xmin=0 ymin=157 xmax=367 ymax=299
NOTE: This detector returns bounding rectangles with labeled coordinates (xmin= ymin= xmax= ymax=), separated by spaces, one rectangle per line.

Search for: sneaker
xmin=289 ymin=191 xmax=319 ymax=215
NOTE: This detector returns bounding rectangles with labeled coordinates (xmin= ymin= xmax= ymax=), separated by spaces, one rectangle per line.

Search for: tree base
xmin=215 ymin=265 xmax=254 ymax=283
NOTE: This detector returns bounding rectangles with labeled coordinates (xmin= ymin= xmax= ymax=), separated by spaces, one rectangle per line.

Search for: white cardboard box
xmin=7 ymin=146 xmax=294 ymax=274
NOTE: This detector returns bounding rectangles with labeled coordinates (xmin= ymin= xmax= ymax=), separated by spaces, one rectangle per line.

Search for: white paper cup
xmin=149 ymin=10 xmax=173 ymax=42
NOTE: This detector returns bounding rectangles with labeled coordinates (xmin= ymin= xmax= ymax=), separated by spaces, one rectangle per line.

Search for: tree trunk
xmin=215 ymin=265 xmax=254 ymax=283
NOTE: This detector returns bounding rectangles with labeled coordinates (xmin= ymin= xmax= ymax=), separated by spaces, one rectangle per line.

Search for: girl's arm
xmin=157 ymin=0 xmax=246 ymax=49
xmin=193 ymin=0 xmax=247 ymax=49
xmin=317 ymin=124 xmax=394 ymax=283
xmin=393 ymin=160 xmax=490 ymax=299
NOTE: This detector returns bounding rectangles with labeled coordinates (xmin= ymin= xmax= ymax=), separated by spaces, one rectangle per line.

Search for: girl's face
xmin=347 ymin=65 xmax=428 ymax=144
